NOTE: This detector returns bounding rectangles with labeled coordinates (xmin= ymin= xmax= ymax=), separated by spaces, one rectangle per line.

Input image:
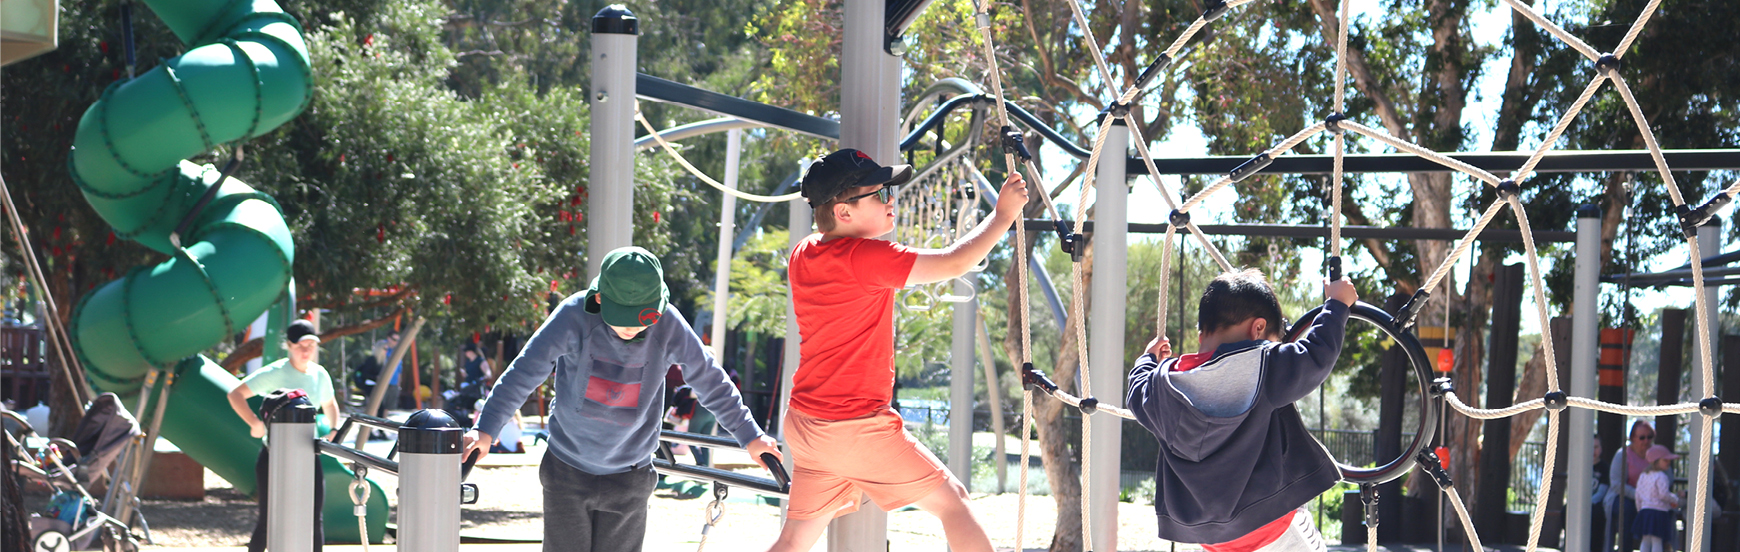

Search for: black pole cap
xmin=1577 ymin=203 xmax=1602 ymax=219
xmin=593 ymin=5 xmax=639 ymax=35
xmin=399 ymin=409 xmax=463 ymax=454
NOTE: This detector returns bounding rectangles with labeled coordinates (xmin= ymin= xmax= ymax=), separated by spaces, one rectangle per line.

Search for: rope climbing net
xmin=960 ymin=1 xmax=1740 ymax=551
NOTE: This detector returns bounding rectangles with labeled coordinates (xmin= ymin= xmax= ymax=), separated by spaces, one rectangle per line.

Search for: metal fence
xmin=896 ymin=405 xmax=1562 ymax=510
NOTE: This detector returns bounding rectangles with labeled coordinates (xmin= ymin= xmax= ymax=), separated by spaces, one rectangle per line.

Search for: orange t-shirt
xmin=787 ymin=234 xmax=918 ymax=420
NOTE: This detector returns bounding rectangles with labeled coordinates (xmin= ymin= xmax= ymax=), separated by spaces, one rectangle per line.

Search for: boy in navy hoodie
xmin=1127 ymin=269 xmax=1355 ymax=552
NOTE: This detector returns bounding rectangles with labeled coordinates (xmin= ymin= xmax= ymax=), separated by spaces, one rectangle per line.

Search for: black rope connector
xmin=1675 ymin=192 xmax=1731 ymax=240
xmin=1055 ymin=220 xmax=1086 ymax=262
xmin=1078 ymin=397 xmax=1099 ymax=415
xmin=1001 ymin=126 xmax=1033 ymax=162
xmin=1393 ymin=288 xmax=1432 ymax=329
xmin=1543 ymin=390 xmax=1569 ymax=412
xmin=1324 ymin=112 xmax=1347 ymax=135
xmin=1229 ymin=153 xmax=1272 ymax=183
xmin=1327 ymin=256 xmax=1343 ymax=281
xmin=1021 ymin=363 xmax=1059 ymax=394
xmin=1595 ymin=53 xmax=1622 ymax=78
xmin=1415 ymin=449 xmax=1455 ymax=490
xmin=1359 ymin=482 xmax=1380 ymax=528
xmin=1495 ymin=179 xmax=1520 ymax=200
xmin=1168 ymin=209 xmax=1190 ymax=228
xmin=1700 ymin=396 xmax=1725 ymax=417
xmin=1202 ymin=0 xmax=1230 ymax=22
xmin=1133 ymin=53 xmax=1174 ymax=92
xmin=1430 ymin=377 xmax=1454 ymax=398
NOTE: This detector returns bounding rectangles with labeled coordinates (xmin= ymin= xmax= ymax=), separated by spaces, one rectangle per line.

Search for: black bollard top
xmin=1577 ymin=203 xmax=1602 ymax=219
xmin=399 ymin=409 xmax=463 ymax=454
xmin=593 ymin=5 xmax=639 ymax=35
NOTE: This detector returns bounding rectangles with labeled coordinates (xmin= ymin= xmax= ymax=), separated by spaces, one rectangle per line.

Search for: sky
xmin=1024 ymin=0 xmax=1727 ymax=338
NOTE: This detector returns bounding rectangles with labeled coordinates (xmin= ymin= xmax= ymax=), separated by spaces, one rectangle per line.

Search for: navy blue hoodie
xmin=1126 ymin=299 xmax=1349 ymax=544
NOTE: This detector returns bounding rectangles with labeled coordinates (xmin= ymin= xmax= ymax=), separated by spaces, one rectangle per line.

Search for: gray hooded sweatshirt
xmin=474 ymin=291 xmax=765 ymax=475
xmin=1127 ymin=299 xmax=1349 ymax=544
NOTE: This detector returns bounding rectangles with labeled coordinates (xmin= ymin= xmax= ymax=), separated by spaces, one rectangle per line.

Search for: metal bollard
xmin=267 ymin=403 xmax=317 ymax=552
xmin=397 ymin=409 xmax=462 ymax=552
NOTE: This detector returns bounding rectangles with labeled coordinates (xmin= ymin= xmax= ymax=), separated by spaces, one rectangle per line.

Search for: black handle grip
xmin=761 ymin=452 xmax=791 ymax=493
xmin=461 ymin=448 xmax=481 ymax=482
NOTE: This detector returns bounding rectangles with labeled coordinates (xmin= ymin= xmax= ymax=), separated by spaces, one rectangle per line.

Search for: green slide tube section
xmin=66 ymin=0 xmax=385 ymax=542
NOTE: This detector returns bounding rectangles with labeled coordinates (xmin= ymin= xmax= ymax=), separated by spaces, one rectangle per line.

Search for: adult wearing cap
xmin=764 ymin=149 xmax=1027 ymax=552
xmin=462 ymin=246 xmax=781 ymax=552
xmin=226 ymin=318 xmax=338 ymax=552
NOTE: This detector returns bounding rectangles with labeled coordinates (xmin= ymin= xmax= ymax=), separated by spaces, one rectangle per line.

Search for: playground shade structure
xmin=65 ymin=0 xmax=386 ymax=542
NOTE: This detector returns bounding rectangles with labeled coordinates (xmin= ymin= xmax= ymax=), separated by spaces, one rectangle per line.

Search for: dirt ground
xmin=20 ymin=445 xmax=1187 ymax=551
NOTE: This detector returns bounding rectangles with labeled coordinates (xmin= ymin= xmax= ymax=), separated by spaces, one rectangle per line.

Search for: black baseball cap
xmin=286 ymin=319 xmax=319 ymax=343
xmin=800 ymin=149 xmax=912 ymax=208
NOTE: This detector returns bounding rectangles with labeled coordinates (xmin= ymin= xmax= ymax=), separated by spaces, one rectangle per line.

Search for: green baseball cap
xmin=588 ymin=246 xmax=669 ymax=327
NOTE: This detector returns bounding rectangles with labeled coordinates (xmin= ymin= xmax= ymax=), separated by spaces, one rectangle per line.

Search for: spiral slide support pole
xmin=65 ymin=0 xmax=384 ymax=542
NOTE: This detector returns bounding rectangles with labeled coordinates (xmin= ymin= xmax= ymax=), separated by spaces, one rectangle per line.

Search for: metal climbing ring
xmin=1283 ymin=300 xmax=1440 ymax=485
xmin=934 ymin=277 xmax=977 ymax=303
xmin=900 ymin=286 xmax=938 ymax=312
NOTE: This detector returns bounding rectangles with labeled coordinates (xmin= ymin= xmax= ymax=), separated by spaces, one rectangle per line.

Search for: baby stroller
xmin=4 ymin=393 xmax=151 ymax=551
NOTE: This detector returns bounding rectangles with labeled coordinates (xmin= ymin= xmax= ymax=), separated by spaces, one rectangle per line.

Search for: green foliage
xmin=721 ymin=229 xmax=792 ymax=335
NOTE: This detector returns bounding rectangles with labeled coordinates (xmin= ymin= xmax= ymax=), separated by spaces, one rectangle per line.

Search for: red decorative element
xmin=376 ymin=226 xmax=385 ymax=243
xmin=106 ymin=232 xmax=115 ymax=246
xmin=652 ymin=212 xmax=660 ymax=223
xmin=1435 ymin=447 xmax=1451 ymax=470
xmin=473 ymin=332 xmax=482 ymax=343
xmin=1435 ymin=348 xmax=1455 ymax=372
xmin=853 ymin=150 xmax=872 ymax=161
xmin=585 ymin=377 xmax=641 ymax=408
xmin=638 ymin=307 xmax=661 ymax=326
xmin=363 ymin=34 xmax=374 ymax=46
xmin=100 ymin=42 xmax=109 ymax=54
xmin=387 ymin=154 xmax=394 ymax=163
xmin=52 ymin=227 xmax=61 ymax=240
xmin=568 ymin=225 xmax=575 ymax=235
xmin=443 ymin=294 xmax=452 ymax=304
xmin=549 ymin=280 xmax=559 ymax=293
xmin=339 ymin=153 xmax=346 ymax=163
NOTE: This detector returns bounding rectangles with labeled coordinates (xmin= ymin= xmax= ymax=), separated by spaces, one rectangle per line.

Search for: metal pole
xmin=267 ymin=403 xmax=316 ymax=552
xmin=831 ymin=0 xmax=900 ymax=547
xmin=397 ymin=410 xmax=462 ymax=552
xmin=586 ymin=5 xmax=639 ymax=278
xmin=1087 ymin=119 xmax=1128 ymax=550
xmin=1568 ymin=204 xmax=1601 ymax=552
xmin=711 ymin=128 xmax=742 ymax=358
xmin=1690 ymin=217 xmax=1719 ymax=552
xmin=778 ymin=158 xmax=813 ymax=515
xmin=948 ymin=292 xmax=974 ymax=487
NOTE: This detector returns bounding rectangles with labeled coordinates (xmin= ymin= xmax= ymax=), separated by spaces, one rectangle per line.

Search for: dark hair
xmin=1198 ymin=269 xmax=1285 ymax=339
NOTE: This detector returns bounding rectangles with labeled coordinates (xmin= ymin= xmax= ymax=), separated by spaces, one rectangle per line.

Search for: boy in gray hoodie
xmin=462 ymin=246 xmax=780 ymax=552
xmin=1127 ymin=269 xmax=1355 ymax=552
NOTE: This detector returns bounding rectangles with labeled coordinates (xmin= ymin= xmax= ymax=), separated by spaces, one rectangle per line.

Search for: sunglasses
xmin=841 ymin=185 xmax=895 ymax=205
xmin=1633 ymin=434 xmax=1655 ymax=440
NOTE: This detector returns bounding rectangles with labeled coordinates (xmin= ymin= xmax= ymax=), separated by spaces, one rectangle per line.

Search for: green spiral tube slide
xmin=66 ymin=0 xmax=385 ymax=542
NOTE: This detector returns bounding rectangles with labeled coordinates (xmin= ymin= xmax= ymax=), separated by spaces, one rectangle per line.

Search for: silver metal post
xmin=397 ymin=410 xmax=463 ymax=552
xmin=830 ymin=0 xmax=901 ymax=547
xmin=267 ymin=403 xmax=317 ymax=552
xmin=778 ymin=158 xmax=813 ymax=517
xmin=1568 ymin=204 xmax=1601 ymax=552
xmin=586 ymin=5 xmax=639 ymax=278
xmin=1088 ymin=119 xmax=1129 ymax=550
xmin=949 ymin=292 xmax=975 ymax=487
xmin=711 ymin=128 xmax=742 ymax=358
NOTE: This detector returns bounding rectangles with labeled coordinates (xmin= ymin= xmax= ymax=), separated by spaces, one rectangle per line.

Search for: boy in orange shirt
xmin=765 ymin=149 xmax=1028 ymax=552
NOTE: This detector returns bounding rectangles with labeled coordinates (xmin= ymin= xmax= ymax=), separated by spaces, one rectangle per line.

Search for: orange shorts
xmin=784 ymin=407 xmax=952 ymax=520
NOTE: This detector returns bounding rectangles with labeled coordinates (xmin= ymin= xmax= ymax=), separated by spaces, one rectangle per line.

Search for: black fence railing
xmin=895 ymin=404 xmax=1566 ymax=509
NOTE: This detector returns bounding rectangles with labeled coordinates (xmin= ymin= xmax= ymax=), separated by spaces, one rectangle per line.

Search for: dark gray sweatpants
xmin=540 ymin=454 xmax=658 ymax=552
